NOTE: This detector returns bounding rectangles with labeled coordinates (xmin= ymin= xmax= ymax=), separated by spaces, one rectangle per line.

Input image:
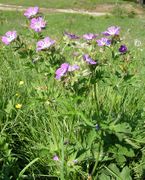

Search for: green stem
xmin=60 ymin=137 xmax=65 ymax=180
xmin=111 ymin=49 xmax=115 ymax=59
xmin=93 ymin=83 xmax=99 ymax=117
xmin=91 ymin=139 xmax=102 ymax=176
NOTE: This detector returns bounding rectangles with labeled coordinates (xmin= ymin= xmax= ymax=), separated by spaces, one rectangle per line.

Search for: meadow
xmin=0 ymin=6 xmax=145 ymax=180
xmin=0 ymin=0 xmax=134 ymax=9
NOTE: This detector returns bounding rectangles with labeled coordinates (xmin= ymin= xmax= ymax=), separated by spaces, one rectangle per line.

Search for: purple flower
xmin=2 ymin=31 xmax=17 ymax=45
xmin=55 ymin=63 xmax=69 ymax=79
xmin=102 ymin=26 xmax=120 ymax=36
xmin=53 ymin=155 xmax=59 ymax=161
xmin=55 ymin=63 xmax=79 ymax=79
xmin=119 ymin=45 xmax=128 ymax=54
xmin=64 ymin=32 xmax=79 ymax=39
xmin=30 ymin=17 xmax=46 ymax=32
xmin=24 ymin=7 xmax=39 ymax=18
xmin=96 ymin=38 xmax=111 ymax=47
xmin=83 ymin=33 xmax=98 ymax=40
xmin=68 ymin=64 xmax=80 ymax=72
xmin=83 ymin=54 xmax=97 ymax=65
xmin=36 ymin=37 xmax=55 ymax=51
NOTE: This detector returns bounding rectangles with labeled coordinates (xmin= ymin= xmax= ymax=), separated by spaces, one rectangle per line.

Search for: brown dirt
xmin=94 ymin=3 xmax=145 ymax=15
xmin=0 ymin=3 xmax=144 ymax=16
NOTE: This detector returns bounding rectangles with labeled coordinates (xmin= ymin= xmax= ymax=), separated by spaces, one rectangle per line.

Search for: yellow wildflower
xmin=19 ymin=81 xmax=24 ymax=85
xmin=15 ymin=104 xmax=22 ymax=109
xmin=15 ymin=93 xmax=20 ymax=97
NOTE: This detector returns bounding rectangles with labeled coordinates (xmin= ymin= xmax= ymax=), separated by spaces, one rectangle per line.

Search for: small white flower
xmin=134 ymin=39 xmax=141 ymax=47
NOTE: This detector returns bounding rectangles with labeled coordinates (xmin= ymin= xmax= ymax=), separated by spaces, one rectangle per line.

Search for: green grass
xmin=0 ymin=10 xmax=145 ymax=179
xmin=0 ymin=10 xmax=145 ymax=46
xmin=0 ymin=0 xmax=128 ymax=9
xmin=0 ymin=10 xmax=145 ymax=78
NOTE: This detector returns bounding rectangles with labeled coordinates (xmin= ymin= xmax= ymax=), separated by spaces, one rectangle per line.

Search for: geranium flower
xmin=2 ymin=31 xmax=17 ymax=45
xmin=102 ymin=26 xmax=120 ymax=36
xmin=36 ymin=37 xmax=55 ymax=51
xmin=24 ymin=6 xmax=39 ymax=18
xmin=55 ymin=63 xmax=79 ymax=79
xmin=68 ymin=64 xmax=80 ymax=72
xmin=83 ymin=33 xmax=98 ymax=40
xmin=83 ymin=54 xmax=97 ymax=65
xmin=96 ymin=37 xmax=111 ymax=47
xmin=119 ymin=45 xmax=128 ymax=54
xmin=64 ymin=32 xmax=79 ymax=39
xmin=53 ymin=155 xmax=59 ymax=161
xmin=55 ymin=63 xmax=69 ymax=79
xmin=30 ymin=17 xmax=46 ymax=32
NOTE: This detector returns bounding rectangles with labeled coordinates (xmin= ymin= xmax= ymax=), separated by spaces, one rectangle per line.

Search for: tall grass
xmin=0 ymin=10 xmax=145 ymax=179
